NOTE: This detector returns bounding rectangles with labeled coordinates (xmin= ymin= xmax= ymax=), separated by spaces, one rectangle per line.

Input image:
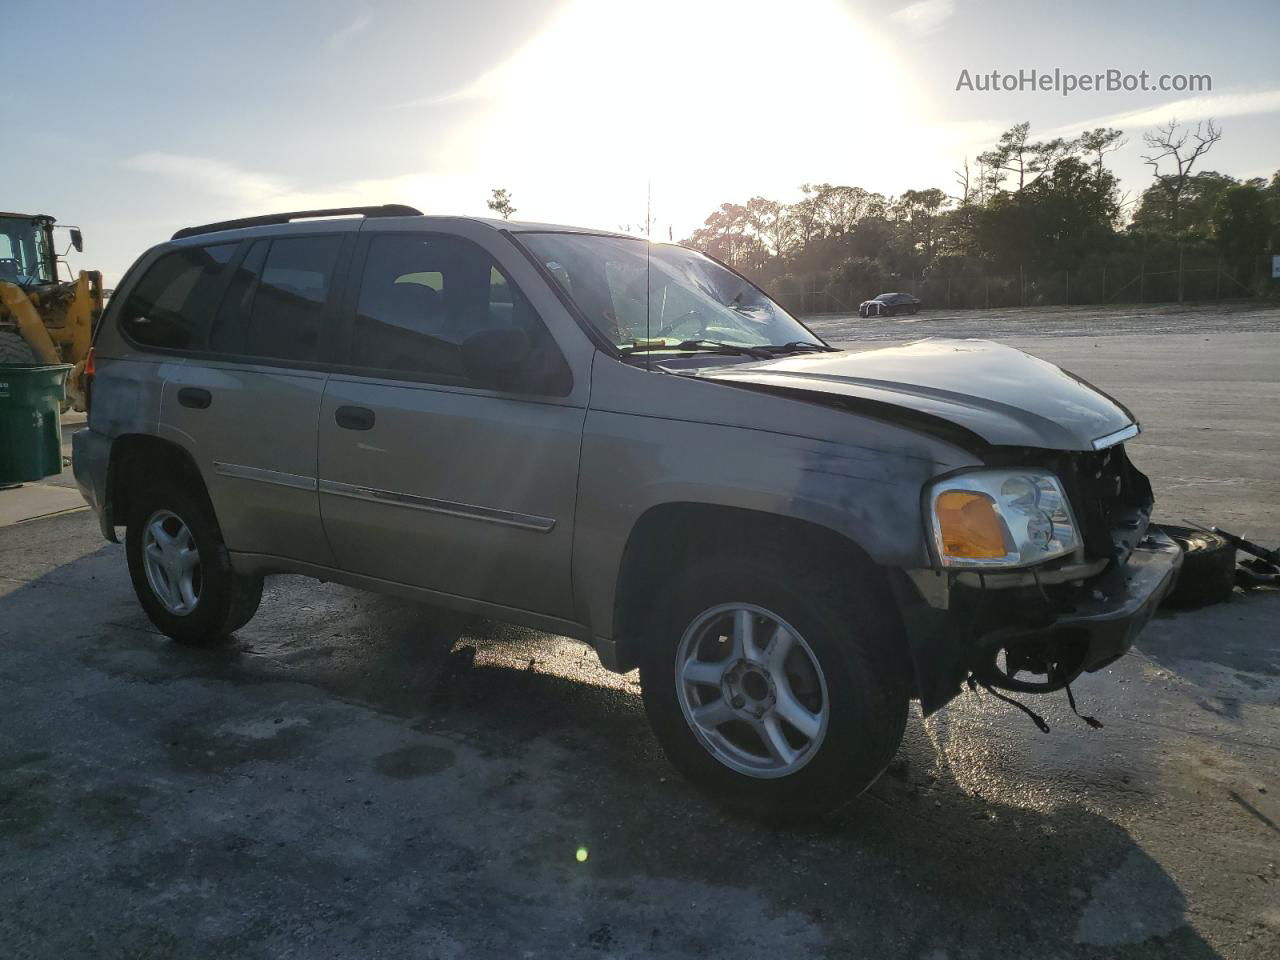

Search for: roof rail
xmin=171 ymin=204 xmax=423 ymax=241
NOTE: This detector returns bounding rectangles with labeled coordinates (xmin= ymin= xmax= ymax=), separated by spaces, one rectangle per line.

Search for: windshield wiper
xmin=757 ymin=340 xmax=836 ymax=354
xmin=620 ymin=339 xmax=772 ymax=360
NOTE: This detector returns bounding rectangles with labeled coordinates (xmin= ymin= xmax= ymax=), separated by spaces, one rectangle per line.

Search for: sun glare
xmin=430 ymin=0 xmax=930 ymax=235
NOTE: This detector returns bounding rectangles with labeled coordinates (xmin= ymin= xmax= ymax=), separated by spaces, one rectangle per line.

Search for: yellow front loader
xmin=0 ymin=212 xmax=104 ymax=411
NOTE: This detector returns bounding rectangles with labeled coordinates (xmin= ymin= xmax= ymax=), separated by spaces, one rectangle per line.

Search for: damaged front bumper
xmin=897 ymin=528 xmax=1183 ymax=714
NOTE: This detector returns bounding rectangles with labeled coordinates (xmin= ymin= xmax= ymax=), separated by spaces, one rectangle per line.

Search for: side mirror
xmin=461 ymin=327 xmax=532 ymax=384
xmin=69 ymin=228 xmax=83 ymax=253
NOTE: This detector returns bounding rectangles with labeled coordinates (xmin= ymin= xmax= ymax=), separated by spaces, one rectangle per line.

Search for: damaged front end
xmin=899 ymin=442 xmax=1183 ymax=717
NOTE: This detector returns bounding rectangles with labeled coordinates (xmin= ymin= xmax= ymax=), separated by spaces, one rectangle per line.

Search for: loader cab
xmin=0 ymin=213 xmax=58 ymax=286
xmin=0 ymin=213 xmax=83 ymax=286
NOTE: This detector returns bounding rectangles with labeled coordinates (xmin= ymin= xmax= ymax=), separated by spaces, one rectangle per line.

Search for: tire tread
xmin=638 ymin=549 xmax=910 ymax=818
xmin=125 ymin=475 xmax=263 ymax=645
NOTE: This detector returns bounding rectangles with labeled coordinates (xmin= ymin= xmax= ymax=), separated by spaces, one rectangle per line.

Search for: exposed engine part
xmin=1182 ymin=521 xmax=1278 ymax=593
xmin=1236 ymin=558 xmax=1280 ymax=589
xmin=1205 ymin=525 xmax=1280 ymax=566
xmin=1158 ymin=523 xmax=1236 ymax=608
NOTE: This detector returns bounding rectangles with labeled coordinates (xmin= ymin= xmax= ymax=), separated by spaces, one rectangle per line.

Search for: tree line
xmin=681 ymin=119 xmax=1280 ymax=311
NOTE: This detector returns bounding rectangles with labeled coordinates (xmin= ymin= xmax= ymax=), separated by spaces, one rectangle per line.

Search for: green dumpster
xmin=0 ymin=362 xmax=73 ymax=485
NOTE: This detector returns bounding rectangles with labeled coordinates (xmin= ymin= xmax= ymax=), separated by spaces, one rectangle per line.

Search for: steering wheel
xmin=650 ymin=309 xmax=706 ymax=340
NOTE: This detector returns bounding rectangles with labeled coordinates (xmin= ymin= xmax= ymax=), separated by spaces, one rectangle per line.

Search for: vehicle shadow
xmin=1 ymin=541 xmax=1230 ymax=959
xmin=230 ymin=583 xmax=1227 ymax=958
xmin=367 ymin=639 xmax=1226 ymax=957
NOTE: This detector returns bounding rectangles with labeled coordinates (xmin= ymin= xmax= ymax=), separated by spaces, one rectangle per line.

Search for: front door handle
xmin=177 ymin=387 xmax=212 ymax=409
xmin=335 ymin=405 xmax=376 ymax=431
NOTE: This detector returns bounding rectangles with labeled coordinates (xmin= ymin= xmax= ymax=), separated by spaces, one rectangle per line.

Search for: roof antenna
xmin=646 ymin=178 xmax=652 ymax=240
xmin=645 ymin=178 xmax=652 ymax=372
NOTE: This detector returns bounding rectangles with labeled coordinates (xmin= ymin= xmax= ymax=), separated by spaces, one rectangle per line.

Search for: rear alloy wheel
xmin=126 ymin=479 xmax=262 ymax=645
xmin=140 ymin=510 xmax=203 ymax=615
xmin=640 ymin=555 xmax=910 ymax=817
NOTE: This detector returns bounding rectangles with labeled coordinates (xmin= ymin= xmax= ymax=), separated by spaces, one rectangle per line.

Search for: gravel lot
xmin=1 ymin=304 xmax=1277 ymax=959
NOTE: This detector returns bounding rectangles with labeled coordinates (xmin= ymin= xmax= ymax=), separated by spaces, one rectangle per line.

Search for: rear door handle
xmin=335 ymin=405 xmax=376 ymax=431
xmin=177 ymin=387 xmax=212 ymax=409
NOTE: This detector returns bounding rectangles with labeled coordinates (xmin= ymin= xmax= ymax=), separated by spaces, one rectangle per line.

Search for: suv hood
xmin=695 ymin=339 xmax=1137 ymax=451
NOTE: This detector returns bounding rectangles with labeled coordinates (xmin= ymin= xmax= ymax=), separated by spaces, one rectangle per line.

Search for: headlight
xmin=928 ymin=470 xmax=1080 ymax=568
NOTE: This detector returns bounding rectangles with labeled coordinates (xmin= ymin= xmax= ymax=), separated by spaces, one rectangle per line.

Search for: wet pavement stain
xmin=160 ymin=713 xmax=320 ymax=774
xmin=373 ymin=744 xmax=457 ymax=779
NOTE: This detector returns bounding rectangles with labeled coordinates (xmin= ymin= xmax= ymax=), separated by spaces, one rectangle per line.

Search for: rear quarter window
xmin=117 ymin=244 xmax=236 ymax=350
xmin=244 ymin=236 xmax=343 ymax=363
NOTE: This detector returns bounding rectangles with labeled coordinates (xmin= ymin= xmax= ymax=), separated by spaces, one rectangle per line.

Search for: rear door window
xmin=208 ymin=240 xmax=268 ymax=354
xmin=118 ymin=244 xmax=236 ymax=349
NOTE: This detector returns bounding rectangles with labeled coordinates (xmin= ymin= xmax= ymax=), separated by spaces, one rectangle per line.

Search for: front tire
xmin=125 ymin=479 xmax=262 ymax=645
xmin=639 ymin=554 xmax=910 ymax=817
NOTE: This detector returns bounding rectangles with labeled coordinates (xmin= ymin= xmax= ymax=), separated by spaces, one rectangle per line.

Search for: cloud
xmin=890 ymin=0 xmax=955 ymax=35
xmin=388 ymin=73 xmax=495 ymax=110
xmin=325 ymin=12 xmax=371 ymax=50
xmin=126 ymin=153 xmax=291 ymax=205
xmin=1044 ymin=87 xmax=1280 ymax=140
xmin=122 ymin=152 xmax=490 ymax=221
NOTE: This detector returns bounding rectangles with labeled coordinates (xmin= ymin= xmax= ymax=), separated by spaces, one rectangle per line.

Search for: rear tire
xmin=125 ymin=478 xmax=263 ymax=645
xmin=638 ymin=553 xmax=909 ymax=818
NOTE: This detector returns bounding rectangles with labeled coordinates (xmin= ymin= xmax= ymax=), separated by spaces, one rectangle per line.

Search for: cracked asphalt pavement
xmin=1 ymin=306 xmax=1277 ymax=958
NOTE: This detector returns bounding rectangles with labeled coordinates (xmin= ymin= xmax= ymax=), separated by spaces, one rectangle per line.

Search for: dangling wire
xmin=1063 ymin=679 xmax=1104 ymax=728
xmin=1030 ymin=564 xmax=1051 ymax=607
xmin=968 ymin=675 xmax=1052 ymax=733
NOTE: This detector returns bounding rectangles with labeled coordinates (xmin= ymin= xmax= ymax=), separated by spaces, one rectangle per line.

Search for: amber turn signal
xmin=934 ymin=490 xmax=1008 ymax=559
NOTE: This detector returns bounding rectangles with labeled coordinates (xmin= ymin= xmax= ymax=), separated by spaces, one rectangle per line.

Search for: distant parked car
xmin=859 ymin=292 xmax=920 ymax=317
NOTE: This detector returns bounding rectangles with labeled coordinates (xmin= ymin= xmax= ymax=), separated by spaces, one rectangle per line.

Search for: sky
xmin=7 ymin=0 xmax=1279 ymax=285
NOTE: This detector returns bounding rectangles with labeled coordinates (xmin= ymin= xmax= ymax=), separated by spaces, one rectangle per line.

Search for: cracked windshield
xmin=519 ymin=232 xmax=824 ymax=354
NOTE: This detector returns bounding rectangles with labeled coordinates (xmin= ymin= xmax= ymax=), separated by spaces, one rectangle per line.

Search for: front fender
xmin=571 ymin=363 xmax=980 ymax=641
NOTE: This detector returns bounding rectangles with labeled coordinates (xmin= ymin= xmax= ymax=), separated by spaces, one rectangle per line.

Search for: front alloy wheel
xmin=675 ymin=603 xmax=829 ymax=778
xmin=638 ymin=554 xmax=910 ymax=816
